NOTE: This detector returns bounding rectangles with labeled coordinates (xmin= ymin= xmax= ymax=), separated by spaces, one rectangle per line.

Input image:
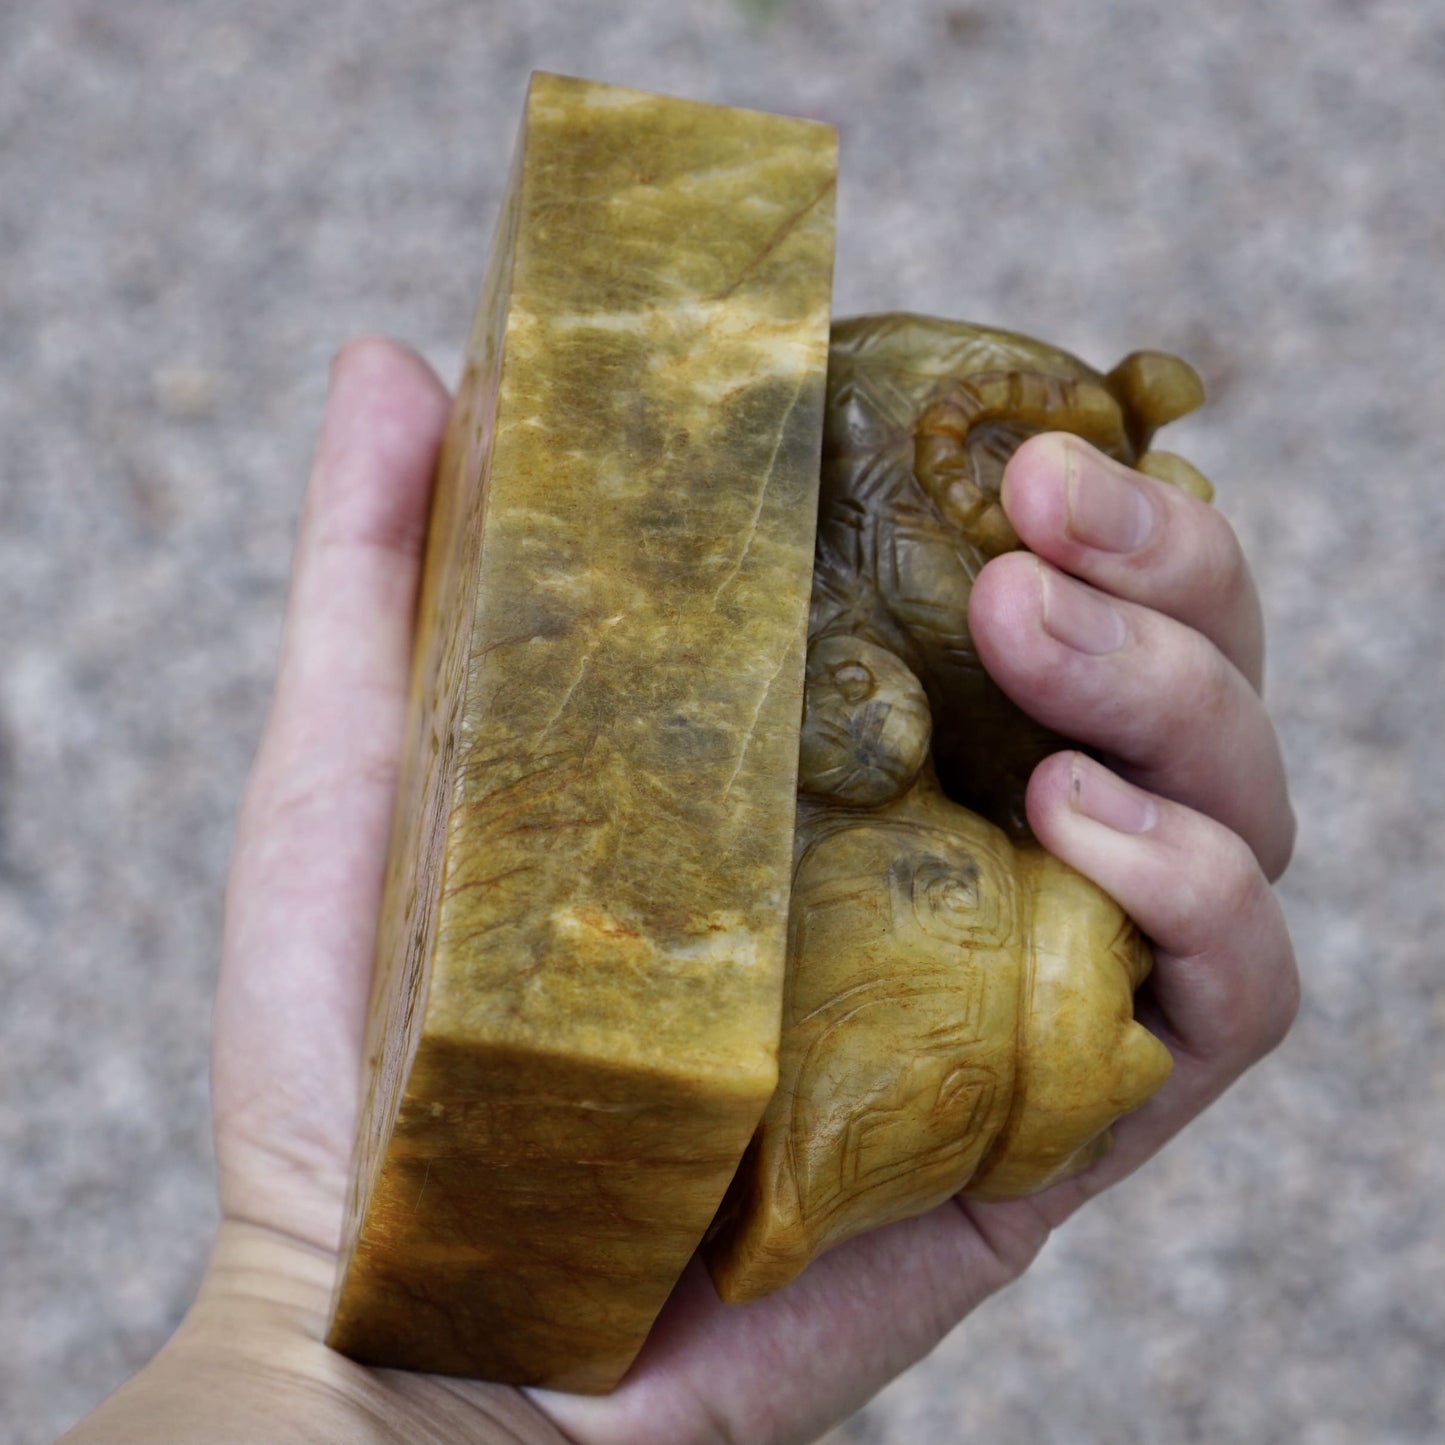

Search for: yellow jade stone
xmin=325 ymin=74 xmax=837 ymax=1391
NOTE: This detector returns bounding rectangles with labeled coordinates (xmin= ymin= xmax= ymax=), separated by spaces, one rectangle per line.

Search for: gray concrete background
xmin=2 ymin=2 xmax=1441 ymax=1441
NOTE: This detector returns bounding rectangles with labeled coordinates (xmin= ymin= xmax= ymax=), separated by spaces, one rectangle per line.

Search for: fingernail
xmin=1064 ymin=443 xmax=1156 ymax=552
xmin=1040 ymin=567 xmax=1127 ymax=654
xmin=1069 ymin=756 xmax=1159 ymax=834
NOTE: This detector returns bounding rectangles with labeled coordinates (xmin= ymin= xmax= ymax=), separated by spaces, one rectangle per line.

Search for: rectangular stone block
xmin=327 ymin=72 xmax=836 ymax=1391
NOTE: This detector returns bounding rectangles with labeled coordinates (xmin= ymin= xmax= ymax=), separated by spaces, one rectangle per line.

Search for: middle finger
xmin=968 ymin=554 xmax=1294 ymax=879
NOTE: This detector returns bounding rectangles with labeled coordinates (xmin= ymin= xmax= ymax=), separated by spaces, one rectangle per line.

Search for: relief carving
xmin=706 ymin=315 xmax=1213 ymax=1302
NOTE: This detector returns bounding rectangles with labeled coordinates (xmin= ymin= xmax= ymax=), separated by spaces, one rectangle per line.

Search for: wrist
xmin=190 ymin=1215 xmax=337 ymax=1336
xmin=60 ymin=1221 xmax=375 ymax=1443
xmin=61 ymin=1220 xmax=564 ymax=1444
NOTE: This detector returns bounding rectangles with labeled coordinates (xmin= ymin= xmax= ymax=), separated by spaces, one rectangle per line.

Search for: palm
xmin=208 ymin=340 xmax=1293 ymax=1445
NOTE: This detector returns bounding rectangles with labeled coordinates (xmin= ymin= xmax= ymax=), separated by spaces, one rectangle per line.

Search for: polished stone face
xmin=327 ymin=71 xmax=836 ymax=1391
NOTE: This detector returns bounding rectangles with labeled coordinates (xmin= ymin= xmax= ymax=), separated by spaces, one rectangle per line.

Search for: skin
xmin=62 ymin=339 xmax=1298 ymax=1445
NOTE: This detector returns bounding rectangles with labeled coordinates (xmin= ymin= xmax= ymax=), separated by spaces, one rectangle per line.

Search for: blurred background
xmin=2 ymin=2 xmax=1441 ymax=1441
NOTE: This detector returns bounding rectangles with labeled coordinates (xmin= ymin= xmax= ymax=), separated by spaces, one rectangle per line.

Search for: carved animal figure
xmin=706 ymin=315 xmax=1211 ymax=1302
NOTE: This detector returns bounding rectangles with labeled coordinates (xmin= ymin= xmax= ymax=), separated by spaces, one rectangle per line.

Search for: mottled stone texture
xmin=326 ymin=73 xmax=836 ymax=1390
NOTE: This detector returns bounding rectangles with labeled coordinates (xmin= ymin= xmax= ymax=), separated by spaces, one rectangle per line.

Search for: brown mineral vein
xmin=533 ymin=649 xmax=597 ymax=742
xmin=722 ymin=621 xmax=804 ymax=803
xmin=711 ymin=372 xmax=809 ymax=608
xmin=712 ymin=172 xmax=837 ymax=302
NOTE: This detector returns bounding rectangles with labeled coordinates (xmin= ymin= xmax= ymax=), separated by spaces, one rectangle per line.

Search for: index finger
xmin=1001 ymin=433 xmax=1266 ymax=690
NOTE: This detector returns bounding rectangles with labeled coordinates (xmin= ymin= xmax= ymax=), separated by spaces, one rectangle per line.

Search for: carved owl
xmin=705 ymin=315 xmax=1211 ymax=1303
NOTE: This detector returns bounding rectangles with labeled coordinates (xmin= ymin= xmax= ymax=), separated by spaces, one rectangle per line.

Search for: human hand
xmin=63 ymin=345 xmax=1297 ymax=1445
xmin=969 ymin=428 xmax=1299 ymax=1164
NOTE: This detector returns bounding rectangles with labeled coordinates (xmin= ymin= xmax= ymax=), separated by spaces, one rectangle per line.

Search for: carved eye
xmin=831 ymin=660 xmax=874 ymax=704
xmin=923 ymin=871 xmax=977 ymax=916
xmin=889 ymin=846 xmax=1015 ymax=949
xmin=914 ymin=858 xmax=979 ymax=921
xmin=935 ymin=1064 xmax=991 ymax=1120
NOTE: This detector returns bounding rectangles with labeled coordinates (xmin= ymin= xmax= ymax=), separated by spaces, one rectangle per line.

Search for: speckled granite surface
xmin=2 ymin=3 xmax=1441 ymax=1442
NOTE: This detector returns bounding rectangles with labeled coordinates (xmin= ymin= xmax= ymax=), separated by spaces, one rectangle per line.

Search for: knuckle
xmin=1157 ymin=823 xmax=1264 ymax=961
xmin=1131 ymin=625 xmax=1236 ymax=767
xmin=1248 ymin=897 xmax=1301 ymax=1056
xmin=1203 ymin=844 xmax=1299 ymax=1061
xmin=1263 ymin=799 xmax=1299 ymax=882
xmin=1193 ymin=639 xmax=1240 ymax=735
xmin=1216 ymin=827 xmax=1272 ymax=921
xmin=1149 ymin=494 xmax=1258 ymax=646
xmin=1190 ymin=507 xmax=1250 ymax=608
xmin=1257 ymin=954 xmax=1302 ymax=1055
xmin=1146 ymin=807 xmax=1299 ymax=1067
